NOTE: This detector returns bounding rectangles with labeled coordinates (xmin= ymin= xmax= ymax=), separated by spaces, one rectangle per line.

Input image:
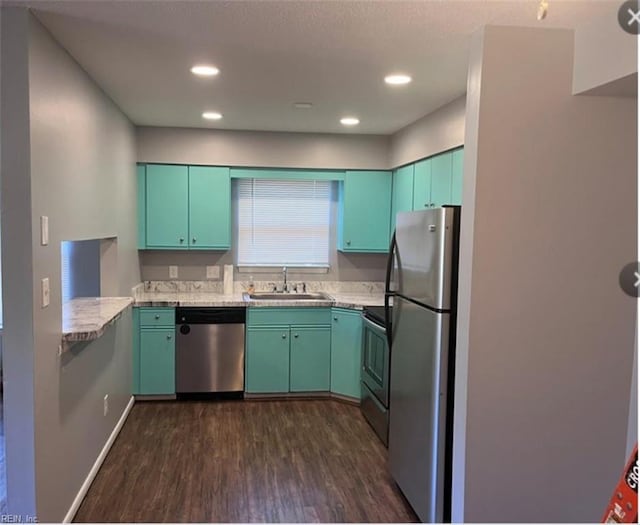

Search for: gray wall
xmin=1 ymin=10 xmax=140 ymax=521
xmin=1 ymin=7 xmax=37 ymax=518
xmin=573 ymin=1 xmax=637 ymax=96
xmin=453 ymin=25 xmax=636 ymax=523
xmin=389 ymin=95 xmax=466 ymax=168
xmin=137 ymin=125 xmax=390 ymax=170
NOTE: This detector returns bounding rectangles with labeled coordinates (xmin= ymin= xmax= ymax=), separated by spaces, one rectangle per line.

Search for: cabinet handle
xmin=166 ymin=335 xmax=172 ymax=340
xmin=424 ymin=203 xmax=429 ymax=208
xmin=294 ymin=333 xmax=299 ymax=338
xmin=282 ymin=333 xmax=287 ymax=339
xmin=179 ymin=237 xmax=184 ymax=243
xmin=346 ymin=240 xmax=351 ymax=246
xmin=155 ymin=314 xmax=160 ymax=320
xmin=192 ymin=238 xmax=196 ymax=244
xmin=430 ymin=203 xmax=435 ymax=208
xmin=333 ymin=316 xmax=338 ymax=321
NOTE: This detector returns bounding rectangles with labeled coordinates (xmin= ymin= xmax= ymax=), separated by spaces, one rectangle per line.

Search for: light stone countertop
xmin=62 ymin=297 xmax=133 ymax=345
xmin=133 ymin=291 xmax=385 ymax=309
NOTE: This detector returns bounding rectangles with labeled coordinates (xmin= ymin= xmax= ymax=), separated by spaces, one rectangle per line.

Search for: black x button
xmin=619 ymin=0 xmax=640 ymax=35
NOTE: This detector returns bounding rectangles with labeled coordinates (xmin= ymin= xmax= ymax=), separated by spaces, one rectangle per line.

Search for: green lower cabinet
xmin=246 ymin=327 xmax=291 ymax=393
xmin=330 ymin=309 xmax=363 ymax=399
xmin=289 ymin=327 xmax=331 ymax=392
xmin=139 ymin=329 xmax=175 ymax=395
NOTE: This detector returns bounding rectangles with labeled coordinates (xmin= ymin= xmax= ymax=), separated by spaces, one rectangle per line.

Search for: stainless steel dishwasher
xmin=175 ymin=307 xmax=246 ymax=394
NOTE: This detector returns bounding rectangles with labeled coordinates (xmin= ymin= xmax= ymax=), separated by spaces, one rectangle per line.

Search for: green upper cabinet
xmin=146 ymin=164 xmax=189 ymax=249
xmin=391 ymin=165 xmax=415 ymax=234
xmin=140 ymin=164 xmax=231 ymax=250
xmin=430 ymin=152 xmax=453 ymax=207
xmin=412 ymin=158 xmax=432 ymax=210
xmin=188 ymin=166 xmax=231 ymax=250
xmin=451 ymin=147 xmax=464 ymax=205
xmin=338 ymin=170 xmax=392 ymax=252
xmin=136 ymin=165 xmax=146 ymax=250
xmin=411 ymin=149 xmax=463 ymax=210
xmin=330 ymin=308 xmax=363 ymax=399
xmin=289 ymin=327 xmax=331 ymax=392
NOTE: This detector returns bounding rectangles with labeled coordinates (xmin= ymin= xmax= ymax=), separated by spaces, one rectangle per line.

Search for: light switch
xmin=169 ymin=265 xmax=178 ymax=279
xmin=41 ymin=277 xmax=50 ymax=307
xmin=40 ymin=216 xmax=49 ymax=246
xmin=206 ymin=265 xmax=220 ymax=279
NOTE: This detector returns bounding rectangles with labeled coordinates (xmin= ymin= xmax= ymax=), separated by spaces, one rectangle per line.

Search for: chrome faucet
xmin=282 ymin=266 xmax=288 ymax=292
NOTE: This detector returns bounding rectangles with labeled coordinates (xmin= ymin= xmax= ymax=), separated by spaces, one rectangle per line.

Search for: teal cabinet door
xmin=451 ymin=148 xmax=464 ymax=205
xmin=330 ymin=309 xmax=363 ymax=399
xmin=339 ymin=170 xmax=392 ymax=252
xmin=246 ymin=328 xmax=290 ymax=393
xmin=139 ymin=329 xmax=175 ymax=395
xmin=290 ymin=327 xmax=331 ymax=392
xmin=188 ymin=166 xmax=231 ymax=250
xmin=412 ymin=158 xmax=432 ymax=210
xmin=431 ymin=152 xmax=453 ymax=207
xmin=391 ymin=165 xmax=414 ymax=234
xmin=146 ymin=164 xmax=189 ymax=249
xmin=137 ymin=165 xmax=146 ymax=249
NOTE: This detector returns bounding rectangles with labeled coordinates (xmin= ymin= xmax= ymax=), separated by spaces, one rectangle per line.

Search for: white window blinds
xmin=237 ymin=179 xmax=331 ymax=267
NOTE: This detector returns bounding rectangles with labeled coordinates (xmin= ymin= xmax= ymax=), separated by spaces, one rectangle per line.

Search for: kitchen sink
xmin=247 ymin=292 xmax=332 ymax=301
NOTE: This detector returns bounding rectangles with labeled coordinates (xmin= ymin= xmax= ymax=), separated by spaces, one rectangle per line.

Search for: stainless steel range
xmin=360 ymin=305 xmax=391 ymax=446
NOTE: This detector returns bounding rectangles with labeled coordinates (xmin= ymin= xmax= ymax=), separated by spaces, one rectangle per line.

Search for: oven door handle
xmin=362 ymin=315 xmax=386 ymax=338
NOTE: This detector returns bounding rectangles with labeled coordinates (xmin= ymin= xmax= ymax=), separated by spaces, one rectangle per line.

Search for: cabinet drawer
xmin=247 ymin=307 xmax=330 ymax=327
xmin=139 ymin=308 xmax=175 ymax=327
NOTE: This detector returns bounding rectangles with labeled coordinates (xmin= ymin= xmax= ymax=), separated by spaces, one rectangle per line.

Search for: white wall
xmin=573 ymin=1 xmax=637 ymax=96
xmin=454 ymin=25 xmax=636 ymax=523
xmin=1 ymin=9 xmax=140 ymax=521
xmin=389 ymin=95 xmax=466 ymax=168
xmin=137 ymin=126 xmax=390 ymax=170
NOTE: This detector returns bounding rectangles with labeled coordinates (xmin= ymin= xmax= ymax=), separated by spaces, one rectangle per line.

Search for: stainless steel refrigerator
xmin=384 ymin=206 xmax=460 ymax=523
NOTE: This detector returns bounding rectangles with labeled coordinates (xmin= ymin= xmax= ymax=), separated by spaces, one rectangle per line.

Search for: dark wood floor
xmin=75 ymin=399 xmax=417 ymax=523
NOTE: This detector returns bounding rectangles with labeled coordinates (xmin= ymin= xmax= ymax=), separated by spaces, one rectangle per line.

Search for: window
xmin=236 ymin=178 xmax=331 ymax=267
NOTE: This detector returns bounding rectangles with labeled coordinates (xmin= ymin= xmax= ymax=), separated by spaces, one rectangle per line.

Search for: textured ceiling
xmin=8 ymin=0 xmax=617 ymax=134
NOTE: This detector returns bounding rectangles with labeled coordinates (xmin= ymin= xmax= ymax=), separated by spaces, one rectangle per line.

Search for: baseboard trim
xmin=62 ymin=395 xmax=135 ymax=523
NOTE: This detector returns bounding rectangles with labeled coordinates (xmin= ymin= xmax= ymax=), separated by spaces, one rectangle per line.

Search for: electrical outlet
xmin=41 ymin=277 xmax=50 ymax=307
xmin=169 ymin=265 xmax=178 ymax=279
xmin=206 ymin=265 xmax=220 ymax=279
xmin=103 ymin=394 xmax=109 ymax=416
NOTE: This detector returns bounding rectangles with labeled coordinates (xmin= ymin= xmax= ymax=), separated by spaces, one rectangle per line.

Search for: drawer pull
xmin=294 ymin=334 xmax=299 ymax=338
xmin=155 ymin=315 xmax=160 ymax=320
xmin=166 ymin=335 xmax=172 ymax=340
xmin=282 ymin=333 xmax=287 ymax=339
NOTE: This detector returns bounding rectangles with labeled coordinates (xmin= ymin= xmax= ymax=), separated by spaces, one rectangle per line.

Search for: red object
xmin=602 ymin=444 xmax=638 ymax=523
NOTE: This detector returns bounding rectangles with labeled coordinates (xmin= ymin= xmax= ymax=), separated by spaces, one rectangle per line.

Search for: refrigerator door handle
xmin=384 ymin=231 xmax=397 ymax=348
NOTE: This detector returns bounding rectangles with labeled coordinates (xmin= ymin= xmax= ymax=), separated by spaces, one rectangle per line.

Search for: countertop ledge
xmin=133 ymin=292 xmax=384 ymax=310
xmin=62 ymin=297 xmax=133 ymax=344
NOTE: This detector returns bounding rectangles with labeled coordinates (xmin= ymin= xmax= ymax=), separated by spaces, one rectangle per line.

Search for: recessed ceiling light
xmin=202 ymin=111 xmax=223 ymax=120
xmin=191 ymin=65 xmax=219 ymax=77
xmin=293 ymin=102 xmax=313 ymax=109
xmin=340 ymin=117 xmax=360 ymax=126
xmin=384 ymin=74 xmax=412 ymax=85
